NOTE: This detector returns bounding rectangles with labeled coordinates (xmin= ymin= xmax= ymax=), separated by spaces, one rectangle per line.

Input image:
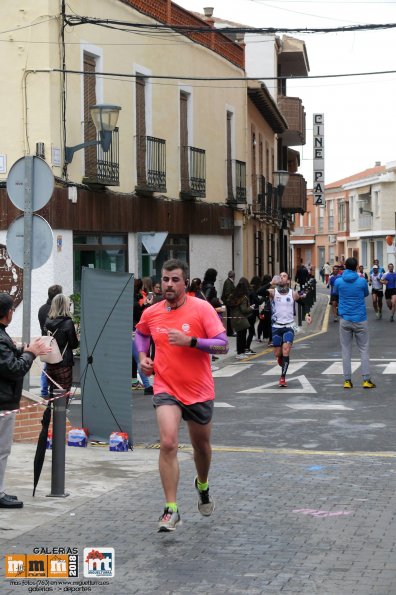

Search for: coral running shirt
xmin=136 ymin=296 xmax=225 ymax=405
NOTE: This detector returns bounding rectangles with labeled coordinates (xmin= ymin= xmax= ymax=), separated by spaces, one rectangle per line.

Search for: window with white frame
xmin=350 ymin=196 xmax=355 ymax=220
xmin=318 ymin=206 xmax=325 ymax=232
xmin=362 ymin=240 xmax=368 ymax=268
xmin=328 ymin=200 xmax=334 ymax=231
xmin=339 ymin=201 xmax=346 ymax=231
xmin=374 ymin=191 xmax=380 ymax=217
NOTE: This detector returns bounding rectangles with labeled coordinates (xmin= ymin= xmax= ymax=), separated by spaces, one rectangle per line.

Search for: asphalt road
xmin=82 ymin=290 xmax=396 ymax=454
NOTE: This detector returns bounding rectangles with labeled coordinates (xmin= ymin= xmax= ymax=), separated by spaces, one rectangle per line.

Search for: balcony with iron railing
xmin=277 ymin=96 xmax=306 ymax=146
xmin=281 ymin=173 xmax=307 ymax=214
xmin=180 ymin=146 xmax=206 ymax=199
xmin=226 ymin=160 xmax=246 ymax=204
xmin=136 ymin=135 xmax=167 ymax=194
xmin=83 ymin=128 xmax=119 ymax=187
xmin=252 ymin=174 xmax=266 ymax=214
xmin=271 ymin=185 xmax=283 ymax=222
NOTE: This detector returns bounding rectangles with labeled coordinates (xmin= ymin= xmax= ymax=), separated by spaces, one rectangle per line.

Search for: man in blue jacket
xmin=334 ymin=257 xmax=375 ymax=389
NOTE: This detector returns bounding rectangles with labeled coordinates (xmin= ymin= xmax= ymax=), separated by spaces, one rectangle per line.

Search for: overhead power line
xmin=54 ymin=68 xmax=396 ymax=82
xmin=64 ymin=14 xmax=396 ymax=35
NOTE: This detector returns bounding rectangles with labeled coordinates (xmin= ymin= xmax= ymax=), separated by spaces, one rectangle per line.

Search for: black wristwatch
xmin=190 ymin=337 xmax=198 ymax=348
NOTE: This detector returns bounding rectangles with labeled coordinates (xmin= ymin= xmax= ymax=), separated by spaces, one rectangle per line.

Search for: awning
xmin=357 ymin=185 xmax=371 ymax=196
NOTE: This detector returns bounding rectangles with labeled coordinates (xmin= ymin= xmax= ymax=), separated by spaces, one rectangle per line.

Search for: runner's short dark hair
xmin=162 ymin=259 xmax=189 ymax=281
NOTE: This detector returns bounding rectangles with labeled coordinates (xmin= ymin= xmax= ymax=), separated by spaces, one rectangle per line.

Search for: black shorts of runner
xmin=385 ymin=288 xmax=396 ymax=300
xmin=152 ymin=393 xmax=214 ymax=425
xmin=329 ymin=294 xmax=339 ymax=304
xmin=372 ymin=288 xmax=383 ymax=296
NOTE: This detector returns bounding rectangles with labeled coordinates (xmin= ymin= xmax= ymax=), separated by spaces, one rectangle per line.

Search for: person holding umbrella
xmin=0 ymin=293 xmax=50 ymax=508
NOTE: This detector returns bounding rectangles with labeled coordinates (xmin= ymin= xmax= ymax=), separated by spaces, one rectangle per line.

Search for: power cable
xmin=53 ymin=67 xmax=396 ymax=82
xmin=64 ymin=14 xmax=396 ymax=34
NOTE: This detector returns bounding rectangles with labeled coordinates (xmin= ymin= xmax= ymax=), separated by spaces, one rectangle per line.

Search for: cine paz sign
xmin=313 ymin=113 xmax=324 ymax=206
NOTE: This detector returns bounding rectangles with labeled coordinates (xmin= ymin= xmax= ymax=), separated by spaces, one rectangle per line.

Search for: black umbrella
xmin=32 ymin=403 xmax=52 ymax=497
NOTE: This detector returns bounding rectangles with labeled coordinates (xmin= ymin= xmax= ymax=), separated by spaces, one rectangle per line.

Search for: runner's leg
xmin=339 ymin=319 xmax=353 ymax=381
xmin=372 ymin=291 xmax=378 ymax=314
xmin=281 ymin=341 xmax=292 ymax=378
xmin=156 ymin=404 xmax=182 ymax=503
xmin=378 ymin=292 xmax=383 ymax=316
xmin=354 ymin=321 xmax=371 ymax=379
xmin=188 ymin=420 xmax=212 ymax=484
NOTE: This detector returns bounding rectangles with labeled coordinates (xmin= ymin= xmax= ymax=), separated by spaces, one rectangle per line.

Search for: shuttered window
xmin=226 ymin=111 xmax=233 ymax=200
xmin=259 ymin=133 xmax=263 ymax=176
xmin=136 ymin=76 xmax=147 ymax=186
xmin=180 ymin=92 xmax=189 ymax=191
xmin=83 ymin=53 xmax=97 ymax=176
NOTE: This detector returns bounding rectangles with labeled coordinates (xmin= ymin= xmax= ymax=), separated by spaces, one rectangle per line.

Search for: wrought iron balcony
xmin=253 ymin=174 xmax=266 ymax=214
xmin=226 ymin=160 xmax=246 ymax=204
xmin=83 ymin=128 xmax=119 ymax=187
xmin=281 ymin=173 xmax=307 ymax=214
xmin=136 ymin=135 xmax=167 ymax=194
xmin=180 ymin=146 xmax=206 ymax=199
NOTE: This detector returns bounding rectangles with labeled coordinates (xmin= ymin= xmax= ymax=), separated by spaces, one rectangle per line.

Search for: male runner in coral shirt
xmin=135 ymin=259 xmax=228 ymax=532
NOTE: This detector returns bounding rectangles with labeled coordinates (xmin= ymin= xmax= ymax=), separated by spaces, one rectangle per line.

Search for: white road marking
xmin=238 ymin=375 xmax=317 ymax=394
xmin=322 ymin=361 xmax=360 ymax=375
xmin=214 ymin=402 xmax=235 ymax=408
xmin=286 ymin=403 xmax=354 ymax=411
xmin=212 ymin=364 xmax=253 ymax=377
xmin=262 ymin=361 xmax=307 ymax=375
xmin=382 ymin=362 xmax=396 ymax=374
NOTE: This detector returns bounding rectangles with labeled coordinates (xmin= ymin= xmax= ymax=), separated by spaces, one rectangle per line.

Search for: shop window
xmin=73 ymin=234 xmax=128 ymax=293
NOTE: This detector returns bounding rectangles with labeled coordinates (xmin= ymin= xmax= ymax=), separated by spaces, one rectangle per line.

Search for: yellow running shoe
xmin=362 ymin=379 xmax=376 ymax=389
xmin=343 ymin=380 xmax=353 ymax=389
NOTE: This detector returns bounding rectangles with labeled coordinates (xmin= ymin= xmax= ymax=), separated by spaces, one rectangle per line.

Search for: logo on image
xmin=84 ymin=548 xmax=115 ymax=578
xmin=5 ymin=553 xmax=79 ymax=578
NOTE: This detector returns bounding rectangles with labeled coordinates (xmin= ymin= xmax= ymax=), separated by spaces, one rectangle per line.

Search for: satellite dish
xmin=6 ymin=214 xmax=53 ymax=269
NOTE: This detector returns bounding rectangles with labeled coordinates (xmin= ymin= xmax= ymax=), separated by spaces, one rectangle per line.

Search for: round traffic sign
xmin=6 ymin=156 xmax=54 ymax=211
xmin=6 ymin=215 xmax=53 ymax=269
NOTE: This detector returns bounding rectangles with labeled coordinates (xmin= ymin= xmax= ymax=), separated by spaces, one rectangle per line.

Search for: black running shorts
xmin=152 ymin=393 xmax=214 ymax=425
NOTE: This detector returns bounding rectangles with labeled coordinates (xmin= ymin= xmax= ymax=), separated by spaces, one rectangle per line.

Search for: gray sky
xmin=175 ymin=0 xmax=396 ymax=187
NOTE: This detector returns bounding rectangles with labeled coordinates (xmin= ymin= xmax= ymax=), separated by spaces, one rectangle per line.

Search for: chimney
xmin=203 ymin=6 xmax=215 ymax=27
xmin=375 ymin=161 xmax=381 ymax=166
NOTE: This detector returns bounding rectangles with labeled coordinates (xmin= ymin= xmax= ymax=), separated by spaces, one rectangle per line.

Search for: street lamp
xmin=65 ymin=104 xmax=121 ymax=164
xmin=273 ymin=170 xmax=290 ymax=197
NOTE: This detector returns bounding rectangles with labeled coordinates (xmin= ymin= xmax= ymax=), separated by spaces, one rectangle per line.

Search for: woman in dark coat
xmin=229 ymin=278 xmax=252 ymax=358
xmin=257 ymin=274 xmax=273 ymax=345
xmin=245 ymin=276 xmax=262 ymax=354
xmin=44 ymin=294 xmax=79 ymax=399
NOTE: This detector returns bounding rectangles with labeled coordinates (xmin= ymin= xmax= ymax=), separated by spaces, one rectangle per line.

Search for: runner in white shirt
xmin=369 ymin=265 xmax=383 ymax=319
xmin=266 ymin=272 xmax=312 ymax=387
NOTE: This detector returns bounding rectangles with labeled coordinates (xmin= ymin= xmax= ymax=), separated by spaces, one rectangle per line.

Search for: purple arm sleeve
xmin=196 ymin=331 xmax=229 ymax=355
xmin=134 ymin=330 xmax=151 ymax=354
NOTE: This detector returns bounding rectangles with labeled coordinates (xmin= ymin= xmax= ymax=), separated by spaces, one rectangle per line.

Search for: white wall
xmin=245 ymin=33 xmax=277 ymax=100
xmin=128 ymin=232 xmax=138 ymax=279
xmin=189 ymin=235 xmax=233 ymax=295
